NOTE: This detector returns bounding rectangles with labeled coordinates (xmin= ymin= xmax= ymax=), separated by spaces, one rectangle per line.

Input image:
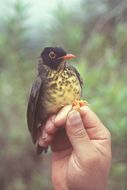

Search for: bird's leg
xmin=72 ymin=99 xmax=88 ymax=111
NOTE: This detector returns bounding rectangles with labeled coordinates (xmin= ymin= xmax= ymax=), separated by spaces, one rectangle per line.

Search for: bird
xmin=27 ymin=47 xmax=85 ymax=154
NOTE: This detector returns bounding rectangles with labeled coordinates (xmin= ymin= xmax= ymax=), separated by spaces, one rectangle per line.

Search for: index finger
xmin=54 ymin=105 xmax=72 ymax=127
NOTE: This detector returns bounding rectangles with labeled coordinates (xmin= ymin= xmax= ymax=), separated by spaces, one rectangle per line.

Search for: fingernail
xmin=42 ymin=130 xmax=48 ymax=139
xmin=38 ymin=139 xmax=47 ymax=147
xmin=68 ymin=111 xmax=80 ymax=125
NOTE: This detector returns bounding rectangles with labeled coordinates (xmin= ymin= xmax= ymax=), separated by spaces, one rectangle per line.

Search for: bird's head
xmin=40 ymin=47 xmax=76 ymax=70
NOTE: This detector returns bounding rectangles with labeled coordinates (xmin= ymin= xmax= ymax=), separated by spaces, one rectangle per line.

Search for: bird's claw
xmin=72 ymin=99 xmax=88 ymax=111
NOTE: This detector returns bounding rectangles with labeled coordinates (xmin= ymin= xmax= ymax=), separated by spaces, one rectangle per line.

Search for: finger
xmin=66 ymin=110 xmax=92 ymax=156
xmin=55 ymin=105 xmax=72 ymax=127
xmin=45 ymin=105 xmax=71 ymax=136
xmin=38 ymin=115 xmax=57 ymax=147
xmin=43 ymin=134 xmax=54 ymax=144
xmin=45 ymin=115 xmax=58 ymax=135
xmin=80 ymin=106 xmax=111 ymax=140
xmin=38 ymin=128 xmax=54 ymax=146
xmin=38 ymin=137 xmax=48 ymax=147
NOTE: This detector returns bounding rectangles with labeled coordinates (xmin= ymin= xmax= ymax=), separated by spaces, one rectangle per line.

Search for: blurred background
xmin=0 ymin=0 xmax=127 ymax=189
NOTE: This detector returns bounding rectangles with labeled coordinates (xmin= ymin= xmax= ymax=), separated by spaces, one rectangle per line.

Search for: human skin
xmin=38 ymin=106 xmax=112 ymax=190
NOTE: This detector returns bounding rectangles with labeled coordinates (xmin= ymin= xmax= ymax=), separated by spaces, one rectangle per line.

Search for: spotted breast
xmin=41 ymin=66 xmax=82 ymax=117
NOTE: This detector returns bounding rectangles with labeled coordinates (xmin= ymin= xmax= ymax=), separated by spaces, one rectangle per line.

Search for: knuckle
xmin=72 ymin=127 xmax=87 ymax=139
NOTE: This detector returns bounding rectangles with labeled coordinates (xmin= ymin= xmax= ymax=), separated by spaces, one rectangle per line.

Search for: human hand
xmin=38 ymin=106 xmax=112 ymax=190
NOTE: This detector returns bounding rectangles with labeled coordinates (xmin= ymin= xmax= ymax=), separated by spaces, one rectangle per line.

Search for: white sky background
xmin=28 ymin=0 xmax=81 ymax=43
xmin=30 ymin=0 xmax=81 ymax=21
xmin=1 ymin=0 xmax=82 ymax=23
xmin=0 ymin=0 xmax=82 ymax=46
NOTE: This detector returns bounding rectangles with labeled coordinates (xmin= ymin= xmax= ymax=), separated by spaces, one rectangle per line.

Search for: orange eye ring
xmin=49 ymin=51 xmax=56 ymax=59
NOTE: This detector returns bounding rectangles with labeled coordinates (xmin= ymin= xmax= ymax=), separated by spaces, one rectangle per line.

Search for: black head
xmin=40 ymin=47 xmax=76 ymax=70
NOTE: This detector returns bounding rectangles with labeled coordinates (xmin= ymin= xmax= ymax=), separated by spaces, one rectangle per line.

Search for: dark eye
xmin=49 ymin=51 xmax=56 ymax=59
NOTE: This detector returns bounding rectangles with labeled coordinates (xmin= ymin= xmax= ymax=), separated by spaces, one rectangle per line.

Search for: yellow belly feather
xmin=44 ymin=69 xmax=81 ymax=114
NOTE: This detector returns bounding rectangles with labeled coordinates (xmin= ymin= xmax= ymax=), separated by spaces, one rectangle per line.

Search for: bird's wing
xmin=68 ymin=65 xmax=83 ymax=88
xmin=27 ymin=76 xmax=43 ymax=144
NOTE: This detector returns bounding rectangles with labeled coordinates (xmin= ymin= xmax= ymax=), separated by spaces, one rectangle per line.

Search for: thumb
xmin=66 ymin=110 xmax=91 ymax=156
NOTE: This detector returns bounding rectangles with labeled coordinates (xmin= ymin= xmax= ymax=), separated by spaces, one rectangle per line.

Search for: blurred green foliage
xmin=0 ymin=0 xmax=127 ymax=189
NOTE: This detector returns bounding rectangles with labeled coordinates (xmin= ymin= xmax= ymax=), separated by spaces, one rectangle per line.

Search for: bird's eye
xmin=49 ymin=51 xmax=56 ymax=59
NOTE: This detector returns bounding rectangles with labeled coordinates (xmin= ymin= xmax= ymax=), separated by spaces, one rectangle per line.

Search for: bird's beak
xmin=59 ymin=54 xmax=76 ymax=60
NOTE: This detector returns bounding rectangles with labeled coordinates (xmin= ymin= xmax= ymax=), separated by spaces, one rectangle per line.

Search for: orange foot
xmin=72 ymin=99 xmax=88 ymax=111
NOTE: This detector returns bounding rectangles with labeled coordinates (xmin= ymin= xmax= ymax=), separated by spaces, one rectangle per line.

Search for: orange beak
xmin=60 ymin=54 xmax=76 ymax=60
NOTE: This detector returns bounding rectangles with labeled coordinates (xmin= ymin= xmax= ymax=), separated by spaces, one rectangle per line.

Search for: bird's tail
xmin=36 ymin=144 xmax=48 ymax=155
